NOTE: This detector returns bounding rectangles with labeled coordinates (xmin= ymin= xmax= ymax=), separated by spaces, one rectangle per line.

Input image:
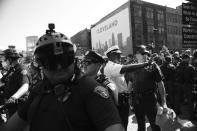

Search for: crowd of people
xmin=124 ymin=45 xmax=197 ymax=122
xmin=0 ymin=23 xmax=196 ymax=131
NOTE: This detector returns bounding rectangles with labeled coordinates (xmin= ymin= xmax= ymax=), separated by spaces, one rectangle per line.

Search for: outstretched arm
xmin=120 ymin=62 xmax=149 ymax=74
xmin=157 ymin=81 xmax=167 ymax=108
xmin=11 ymin=83 xmax=29 ymax=99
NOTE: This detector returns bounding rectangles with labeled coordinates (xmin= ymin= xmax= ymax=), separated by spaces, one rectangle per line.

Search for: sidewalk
xmin=127 ymin=113 xmax=197 ymax=131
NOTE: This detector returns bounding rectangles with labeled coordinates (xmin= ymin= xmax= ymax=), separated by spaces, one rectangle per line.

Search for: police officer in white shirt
xmin=104 ymin=45 xmax=151 ymax=130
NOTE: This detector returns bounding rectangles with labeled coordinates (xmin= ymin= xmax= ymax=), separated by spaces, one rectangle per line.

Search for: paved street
xmin=127 ymin=114 xmax=151 ymax=131
xmin=127 ymin=111 xmax=197 ymax=131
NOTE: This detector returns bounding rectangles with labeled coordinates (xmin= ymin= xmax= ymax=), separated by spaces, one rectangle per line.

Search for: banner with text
xmin=182 ymin=26 xmax=197 ymax=48
xmin=182 ymin=3 xmax=197 ymax=25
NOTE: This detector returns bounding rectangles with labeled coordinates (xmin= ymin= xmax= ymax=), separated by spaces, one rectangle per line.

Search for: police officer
xmin=104 ymin=45 xmax=152 ymax=129
xmin=0 ymin=24 xmax=124 ymax=131
xmin=81 ymin=50 xmax=119 ymax=105
xmin=181 ymin=53 xmax=196 ymax=120
xmin=192 ymin=50 xmax=197 ymax=120
xmin=131 ymin=45 xmax=167 ymax=131
xmin=160 ymin=55 xmax=176 ymax=109
xmin=28 ymin=57 xmax=43 ymax=92
xmin=1 ymin=48 xmax=29 ymax=117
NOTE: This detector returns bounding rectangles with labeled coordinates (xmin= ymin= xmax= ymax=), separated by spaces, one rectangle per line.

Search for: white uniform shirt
xmin=104 ymin=61 xmax=128 ymax=93
xmin=0 ymin=72 xmax=2 ymax=79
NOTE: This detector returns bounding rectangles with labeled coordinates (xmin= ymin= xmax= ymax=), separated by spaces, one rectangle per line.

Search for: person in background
xmin=104 ymin=45 xmax=152 ymax=130
xmin=181 ymin=53 xmax=196 ymax=120
xmin=28 ymin=57 xmax=43 ymax=93
xmin=0 ymin=24 xmax=124 ymax=131
xmin=1 ymin=48 xmax=29 ymax=118
xmin=130 ymin=45 xmax=167 ymax=131
xmin=81 ymin=50 xmax=119 ymax=105
xmin=191 ymin=49 xmax=197 ymax=120
xmin=160 ymin=55 xmax=176 ymax=110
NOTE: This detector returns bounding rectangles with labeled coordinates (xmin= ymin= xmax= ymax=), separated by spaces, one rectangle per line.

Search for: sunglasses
xmin=36 ymin=53 xmax=74 ymax=70
xmin=82 ymin=61 xmax=94 ymax=67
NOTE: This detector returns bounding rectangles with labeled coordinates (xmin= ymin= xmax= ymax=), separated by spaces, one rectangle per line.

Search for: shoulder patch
xmin=21 ymin=70 xmax=28 ymax=75
xmin=94 ymin=86 xmax=109 ymax=99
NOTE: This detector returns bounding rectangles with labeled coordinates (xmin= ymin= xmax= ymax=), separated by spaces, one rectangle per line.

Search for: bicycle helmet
xmin=34 ymin=23 xmax=76 ymax=70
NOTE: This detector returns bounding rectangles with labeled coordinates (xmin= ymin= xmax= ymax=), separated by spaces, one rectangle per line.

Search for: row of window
xmin=133 ymin=4 xmax=182 ymax=24
xmin=167 ymin=25 xmax=182 ymax=35
xmin=166 ymin=13 xmax=182 ymax=23
xmin=133 ymin=5 xmax=164 ymax=21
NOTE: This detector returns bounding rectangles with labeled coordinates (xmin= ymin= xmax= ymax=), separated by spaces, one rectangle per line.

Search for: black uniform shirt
xmin=160 ymin=63 xmax=176 ymax=82
xmin=18 ymin=76 xmax=121 ymax=131
xmin=3 ymin=64 xmax=29 ymax=99
xmin=131 ymin=63 xmax=163 ymax=93
xmin=184 ymin=64 xmax=196 ymax=85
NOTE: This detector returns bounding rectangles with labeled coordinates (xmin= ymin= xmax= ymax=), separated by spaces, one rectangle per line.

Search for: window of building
xmin=158 ymin=26 xmax=164 ymax=34
xmin=147 ymin=33 xmax=154 ymax=43
xmin=178 ymin=15 xmax=182 ymax=24
xmin=134 ymin=23 xmax=143 ymax=40
xmin=173 ymin=14 xmax=177 ymax=23
xmin=167 ymin=26 xmax=170 ymax=34
xmin=166 ymin=13 xmax=170 ymax=22
xmin=147 ymin=25 xmax=154 ymax=33
xmin=146 ymin=7 xmax=153 ymax=19
xmin=157 ymin=10 xmax=164 ymax=22
xmin=176 ymin=26 xmax=179 ymax=35
xmin=133 ymin=4 xmax=142 ymax=17
xmin=147 ymin=25 xmax=154 ymax=43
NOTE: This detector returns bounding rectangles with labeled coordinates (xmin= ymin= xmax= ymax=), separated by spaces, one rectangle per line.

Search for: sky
xmin=0 ymin=0 xmax=187 ymax=50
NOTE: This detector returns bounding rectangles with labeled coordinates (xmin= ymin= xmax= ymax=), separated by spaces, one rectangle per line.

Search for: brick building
xmin=72 ymin=0 xmax=183 ymax=54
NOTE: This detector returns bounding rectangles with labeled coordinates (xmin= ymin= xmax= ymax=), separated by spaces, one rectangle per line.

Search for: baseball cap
xmin=104 ymin=45 xmax=122 ymax=56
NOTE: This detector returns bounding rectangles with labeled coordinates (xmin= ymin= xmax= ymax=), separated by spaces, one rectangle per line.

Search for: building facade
xmin=130 ymin=0 xmax=167 ymax=52
xmin=26 ymin=36 xmax=38 ymax=56
xmin=72 ymin=0 xmax=183 ymax=55
xmin=166 ymin=6 xmax=182 ymax=50
xmin=71 ymin=28 xmax=91 ymax=56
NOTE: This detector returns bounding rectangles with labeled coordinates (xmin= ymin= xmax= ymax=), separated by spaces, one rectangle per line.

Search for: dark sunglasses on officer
xmin=35 ymin=42 xmax=75 ymax=71
xmin=82 ymin=59 xmax=102 ymax=67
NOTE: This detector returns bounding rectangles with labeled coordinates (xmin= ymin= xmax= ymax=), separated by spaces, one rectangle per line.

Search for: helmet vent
xmin=44 ymin=37 xmax=48 ymax=40
xmin=60 ymin=33 xmax=64 ymax=38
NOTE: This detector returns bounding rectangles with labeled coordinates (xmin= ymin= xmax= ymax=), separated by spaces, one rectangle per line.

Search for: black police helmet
xmin=34 ymin=23 xmax=77 ymax=70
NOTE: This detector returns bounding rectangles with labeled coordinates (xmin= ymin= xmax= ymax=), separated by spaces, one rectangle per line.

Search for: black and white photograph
xmin=0 ymin=0 xmax=197 ymax=131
